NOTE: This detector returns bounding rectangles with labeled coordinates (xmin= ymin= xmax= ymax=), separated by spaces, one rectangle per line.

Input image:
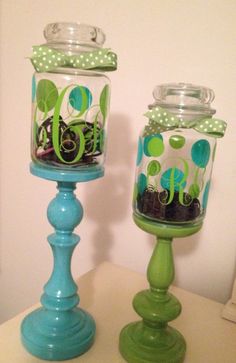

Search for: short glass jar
xmin=133 ymin=83 xmax=223 ymax=224
xmin=31 ymin=22 xmax=114 ymax=170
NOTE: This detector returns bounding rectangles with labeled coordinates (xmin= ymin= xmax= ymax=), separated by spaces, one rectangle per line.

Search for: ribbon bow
xmin=144 ymin=106 xmax=227 ymax=138
xmin=30 ymin=45 xmax=117 ymax=73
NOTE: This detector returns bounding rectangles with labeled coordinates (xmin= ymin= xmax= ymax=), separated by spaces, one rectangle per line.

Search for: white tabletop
xmin=1 ymin=262 xmax=236 ymax=363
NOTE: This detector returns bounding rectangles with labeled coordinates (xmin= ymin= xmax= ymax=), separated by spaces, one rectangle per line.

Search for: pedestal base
xmin=119 ymin=214 xmax=202 ymax=363
xmin=21 ymin=307 xmax=95 ymax=361
xmin=120 ymin=321 xmax=186 ymax=363
xmin=21 ymin=163 xmax=100 ymax=360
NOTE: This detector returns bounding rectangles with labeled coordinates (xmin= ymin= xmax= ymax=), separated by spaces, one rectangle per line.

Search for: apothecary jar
xmin=30 ymin=22 xmax=117 ymax=170
xmin=133 ymin=83 xmax=226 ymax=224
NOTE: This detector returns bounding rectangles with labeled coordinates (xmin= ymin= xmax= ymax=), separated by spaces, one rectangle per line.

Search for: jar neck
xmin=43 ymin=22 xmax=105 ymax=55
xmin=150 ymin=83 xmax=216 ymax=121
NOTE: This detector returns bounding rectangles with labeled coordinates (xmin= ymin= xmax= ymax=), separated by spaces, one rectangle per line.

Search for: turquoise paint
xmin=32 ymin=75 xmax=36 ymax=102
xmin=191 ymin=139 xmax=211 ymax=168
xmin=143 ymin=134 xmax=163 ymax=157
xmin=21 ymin=163 xmax=101 ymax=360
xmin=69 ymin=86 xmax=92 ymax=111
xmin=30 ymin=162 xmax=104 ymax=182
xmin=136 ymin=137 xmax=143 ymax=166
xmin=203 ymin=180 xmax=211 ymax=210
xmin=161 ymin=167 xmax=187 ymax=191
xmin=137 ymin=173 xmax=147 ymax=194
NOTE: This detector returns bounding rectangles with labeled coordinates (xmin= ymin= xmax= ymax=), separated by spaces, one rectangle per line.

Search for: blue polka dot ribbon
xmin=144 ymin=106 xmax=227 ymax=137
xmin=30 ymin=45 xmax=117 ymax=72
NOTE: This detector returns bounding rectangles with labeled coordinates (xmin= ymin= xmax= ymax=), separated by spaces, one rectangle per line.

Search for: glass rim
xmin=150 ymin=82 xmax=216 ymax=116
xmin=44 ymin=22 xmax=106 ymax=47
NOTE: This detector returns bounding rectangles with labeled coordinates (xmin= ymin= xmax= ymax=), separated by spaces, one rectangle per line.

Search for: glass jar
xmin=31 ymin=22 xmax=115 ymax=170
xmin=133 ymin=83 xmax=224 ymax=225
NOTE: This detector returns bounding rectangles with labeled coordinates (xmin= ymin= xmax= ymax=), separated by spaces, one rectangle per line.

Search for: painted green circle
xmin=143 ymin=134 xmax=163 ymax=156
xmin=147 ymin=160 xmax=161 ymax=176
xmin=189 ymin=183 xmax=200 ymax=198
xmin=36 ymin=79 xmax=58 ymax=112
xmin=147 ymin=136 xmax=164 ymax=157
xmin=169 ymin=135 xmax=186 ymax=149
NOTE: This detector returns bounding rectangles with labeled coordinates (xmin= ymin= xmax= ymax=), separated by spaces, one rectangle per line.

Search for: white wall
xmin=0 ymin=0 xmax=236 ymax=323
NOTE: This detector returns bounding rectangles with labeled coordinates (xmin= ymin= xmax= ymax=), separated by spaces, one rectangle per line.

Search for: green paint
xmin=78 ymin=86 xmax=91 ymax=117
xmin=147 ymin=160 xmax=161 ymax=176
xmin=176 ymin=159 xmax=190 ymax=206
xmin=41 ymin=126 xmax=48 ymax=149
xmin=169 ymin=135 xmax=185 ymax=149
xmin=147 ymin=136 xmax=164 ymax=157
xmin=31 ymin=45 xmax=117 ymax=72
xmin=133 ymin=213 xmax=202 ymax=237
xmin=33 ymin=107 xmax=39 ymax=146
xmin=146 ymin=160 xmax=160 ymax=191
xmin=160 ymin=159 xmax=189 ymax=206
xmin=212 ymin=142 xmax=217 ymax=161
xmin=189 ymin=183 xmax=200 ymax=198
xmin=91 ymin=112 xmax=99 ymax=154
xmin=36 ymin=79 xmax=58 ymax=113
xmin=144 ymin=106 xmax=227 ymax=138
xmin=52 ymin=86 xmax=85 ymax=164
xmin=119 ymin=214 xmax=203 ymax=363
xmin=133 ymin=183 xmax=138 ymax=203
xmin=99 ymin=129 xmax=105 ymax=152
xmin=99 ymin=84 xmax=110 ymax=122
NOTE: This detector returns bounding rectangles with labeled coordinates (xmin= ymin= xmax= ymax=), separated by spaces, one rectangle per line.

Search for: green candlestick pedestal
xmin=119 ymin=213 xmax=202 ymax=363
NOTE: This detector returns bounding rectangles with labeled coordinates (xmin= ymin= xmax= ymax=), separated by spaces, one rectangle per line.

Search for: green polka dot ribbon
xmin=144 ymin=106 xmax=227 ymax=137
xmin=30 ymin=45 xmax=117 ymax=72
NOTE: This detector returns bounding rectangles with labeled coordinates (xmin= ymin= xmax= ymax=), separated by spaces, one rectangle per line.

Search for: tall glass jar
xmin=133 ymin=83 xmax=225 ymax=225
xmin=31 ymin=22 xmax=116 ymax=170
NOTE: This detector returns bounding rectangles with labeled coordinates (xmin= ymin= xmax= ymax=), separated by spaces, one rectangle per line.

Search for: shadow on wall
xmin=84 ymin=113 xmax=135 ymax=267
xmin=173 ymin=231 xmax=202 ymax=284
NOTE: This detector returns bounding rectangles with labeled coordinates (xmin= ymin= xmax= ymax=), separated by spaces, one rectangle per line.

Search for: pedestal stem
xmin=119 ymin=214 xmax=203 ymax=363
xmin=42 ymin=182 xmax=81 ymax=311
xmin=21 ymin=181 xmax=95 ymax=360
xmin=148 ymin=237 xmax=174 ymax=295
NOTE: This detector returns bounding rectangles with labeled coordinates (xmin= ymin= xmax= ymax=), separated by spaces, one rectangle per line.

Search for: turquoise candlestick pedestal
xmin=21 ymin=163 xmax=104 ymax=360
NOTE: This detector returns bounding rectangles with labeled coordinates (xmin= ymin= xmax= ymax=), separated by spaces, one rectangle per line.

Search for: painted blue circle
xmin=69 ymin=86 xmax=92 ymax=111
xmin=191 ymin=139 xmax=211 ymax=168
xmin=160 ymin=167 xmax=187 ymax=191
xmin=137 ymin=173 xmax=147 ymax=194
xmin=136 ymin=137 xmax=143 ymax=166
xmin=32 ymin=75 xmax=36 ymax=102
xmin=143 ymin=134 xmax=163 ymax=156
xmin=203 ymin=180 xmax=211 ymax=210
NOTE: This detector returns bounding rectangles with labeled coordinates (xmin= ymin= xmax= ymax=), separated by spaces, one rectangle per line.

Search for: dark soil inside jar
xmin=137 ymin=189 xmax=201 ymax=222
xmin=35 ymin=116 xmax=102 ymax=167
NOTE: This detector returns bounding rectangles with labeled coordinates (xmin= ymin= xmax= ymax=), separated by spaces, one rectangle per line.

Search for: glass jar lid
xmin=44 ymin=22 xmax=106 ymax=48
xmin=151 ymin=83 xmax=216 ymax=117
